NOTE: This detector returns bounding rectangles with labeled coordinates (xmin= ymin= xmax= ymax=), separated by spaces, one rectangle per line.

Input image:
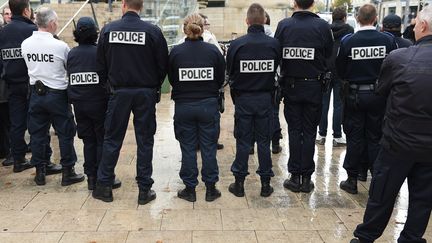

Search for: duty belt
xmin=349 ymin=84 xmax=375 ymax=91
xmin=286 ymin=76 xmax=320 ymax=82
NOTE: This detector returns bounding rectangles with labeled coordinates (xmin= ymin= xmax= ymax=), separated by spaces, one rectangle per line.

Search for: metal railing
xmin=57 ymin=0 xmax=99 ymax=37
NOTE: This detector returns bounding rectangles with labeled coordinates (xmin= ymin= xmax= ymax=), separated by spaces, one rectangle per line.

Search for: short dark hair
xmin=357 ymin=4 xmax=377 ymax=25
xmin=8 ymin=0 xmax=29 ymax=16
xmin=265 ymin=11 xmax=270 ymax=25
xmin=247 ymin=3 xmax=265 ymax=25
xmin=124 ymin=0 xmax=143 ymax=11
xmin=73 ymin=28 xmax=98 ymax=45
xmin=332 ymin=6 xmax=347 ymax=21
xmin=295 ymin=0 xmax=314 ymax=10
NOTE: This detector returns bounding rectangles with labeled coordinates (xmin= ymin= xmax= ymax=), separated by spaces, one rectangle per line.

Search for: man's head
xmin=199 ymin=13 xmax=210 ymax=30
xmin=356 ymin=4 xmax=377 ymax=26
xmin=73 ymin=17 xmax=98 ymax=45
xmin=382 ymin=14 xmax=402 ymax=34
xmin=332 ymin=6 xmax=347 ymax=22
xmin=2 ymin=6 xmax=11 ymax=24
xmin=8 ymin=0 xmax=31 ymax=20
xmin=121 ymin=0 xmax=143 ymax=14
xmin=414 ymin=5 xmax=432 ymax=41
xmin=246 ymin=3 xmax=265 ymax=26
xmin=294 ymin=0 xmax=314 ymax=11
xmin=35 ymin=7 xmax=58 ymax=34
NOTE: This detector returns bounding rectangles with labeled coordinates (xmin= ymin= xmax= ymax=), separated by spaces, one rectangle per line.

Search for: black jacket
xmin=227 ymin=25 xmax=281 ymax=92
xmin=97 ymin=11 xmax=168 ymax=89
xmin=0 ymin=16 xmax=37 ymax=84
xmin=376 ymin=35 xmax=432 ymax=161
xmin=328 ymin=20 xmax=354 ymax=74
xmin=168 ymin=38 xmax=225 ymax=102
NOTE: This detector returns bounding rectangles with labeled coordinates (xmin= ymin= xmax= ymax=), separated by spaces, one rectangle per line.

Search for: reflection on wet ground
xmin=0 ymin=94 xmax=429 ymax=242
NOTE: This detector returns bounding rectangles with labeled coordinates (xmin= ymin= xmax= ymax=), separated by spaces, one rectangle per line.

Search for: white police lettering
xmin=240 ymin=60 xmax=274 ymax=73
xmin=26 ymin=53 xmax=54 ymax=63
xmin=283 ymin=47 xmax=315 ymax=60
xmin=179 ymin=67 xmax=214 ymax=81
xmin=109 ymin=31 xmax=146 ymax=45
xmin=351 ymin=46 xmax=386 ymax=60
xmin=1 ymin=48 xmax=22 ymax=60
xmin=70 ymin=72 xmax=99 ymax=85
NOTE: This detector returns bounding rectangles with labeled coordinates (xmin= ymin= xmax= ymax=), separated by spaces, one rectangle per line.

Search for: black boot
xmin=205 ymin=183 xmax=221 ymax=202
xmin=260 ymin=179 xmax=274 ymax=197
xmin=217 ymin=143 xmax=224 ymax=150
xmin=271 ymin=139 xmax=282 ymax=154
xmin=138 ymin=189 xmax=156 ymax=205
xmin=300 ymin=175 xmax=314 ymax=193
xmin=34 ymin=166 xmax=46 ymax=186
xmin=61 ymin=167 xmax=85 ymax=186
xmin=340 ymin=176 xmax=358 ymax=194
xmin=2 ymin=154 xmax=14 ymax=166
xmin=112 ymin=178 xmax=122 ymax=189
xmin=178 ymin=186 xmax=196 ymax=202
xmin=13 ymin=158 xmax=33 ymax=173
xmin=87 ymin=175 xmax=97 ymax=190
xmin=228 ymin=178 xmax=245 ymax=197
xmin=283 ymin=174 xmax=301 ymax=192
xmin=45 ymin=162 xmax=62 ymax=175
xmin=92 ymin=182 xmax=113 ymax=202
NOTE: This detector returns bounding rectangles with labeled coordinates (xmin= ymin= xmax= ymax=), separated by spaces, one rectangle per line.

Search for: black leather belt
xmin=287 ymin=77 xmax=320 ymax=82
xmin=30 ymin=85 xmax=65 ymax=92
xmin=350 ymin=84 xmax=375 ymax=91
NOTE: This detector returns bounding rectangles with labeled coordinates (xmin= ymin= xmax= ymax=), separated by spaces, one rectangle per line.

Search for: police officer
xmin=351 ymin=6 xmax=432 ymax=243
xmin=336 ymin=4 xmax=397 ymax=194
xmin=0 ymin=0 xmax=60 ymax=174
xmin=227 ymin=3 xmax=281 ymax=197
xmin=67 ymin=17 xmax=121 ymax=190
xmin=22 ymin=7 xmax=84 ymax=186
xmin=275 ymin=0 xmax=333 ymax=193
xmin=381 ymin=14 xmax=413 ymax=48
xmin=168 ymin=13 xmax=225 ymax=202
xmin=92 ymin=0 xmax=168 ymax=204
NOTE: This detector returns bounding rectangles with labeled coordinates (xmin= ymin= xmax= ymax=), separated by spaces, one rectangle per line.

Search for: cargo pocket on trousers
xmin=368 ymin=167 xmax=390 ymax=203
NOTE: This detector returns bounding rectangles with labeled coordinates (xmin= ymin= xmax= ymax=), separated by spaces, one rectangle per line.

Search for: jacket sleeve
xmin=154 ymin=29 xmax=169 ymax=86
xmin=96 ymin=26 xmax=108 ymax=85
xmin=215 ymin=50 xmax=226 ymax=88
xmin=323 ymin=25 xmax=334 ymax=59
xmin=167 ymin=50 xmax=176 ymax=87
xmin=335 ymin=40 xmax=348 ymax=79
xmin=375 ymin=53 xmax=395 ymax=97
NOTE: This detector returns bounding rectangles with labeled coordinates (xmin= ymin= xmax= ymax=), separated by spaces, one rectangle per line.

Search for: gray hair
xmin=418 ymin=5 xmax=432 ymax=32
xmin=35 ymin=7 xmax=57 ymax=28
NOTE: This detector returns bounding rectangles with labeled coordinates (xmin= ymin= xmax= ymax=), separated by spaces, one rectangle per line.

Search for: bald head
xmin=357 ymin=4 xmax=377 ymax=26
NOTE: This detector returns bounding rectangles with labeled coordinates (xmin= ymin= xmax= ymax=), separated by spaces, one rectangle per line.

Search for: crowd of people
xmin=0 ymin=0 xmax=432 ymax=242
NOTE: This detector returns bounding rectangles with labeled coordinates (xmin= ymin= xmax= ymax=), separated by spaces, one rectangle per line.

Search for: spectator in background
xmin=199 ymin=14 xmax=224 ymax=55
xmin=2 ymin=6 xmax=11 ymax=25
xmin=403 ymin=17 xmax=416 ymax=42
xmin=382 ymin=14 xmax=413 ymax=47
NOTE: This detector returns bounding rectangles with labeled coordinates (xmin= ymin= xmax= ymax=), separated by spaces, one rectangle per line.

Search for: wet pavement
xmin=0 ymin=93 xmax=430 ymax=243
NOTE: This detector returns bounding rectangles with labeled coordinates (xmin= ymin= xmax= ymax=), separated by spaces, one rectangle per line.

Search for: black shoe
xmin=205 ymin=184 xmax=221 ymax=202
xmin=138 ymin=189 xmax=156 ymax=205
xmin=340 ymin=176 xmax=358 ymax=194
xmin=228 ymin=179 xmax=245 ymax=197
xmin=283 ymin=174 xmax=301 ymax=193
xmin=350 ymin=238 xmax=364 ymax=243
xmin=2 ymin=154 xmax=14 ymax=166
xmin=271 ymin=144 xmax=282 ymax=154
xmin=112 ymin=178 xmax=122 ymax=189
xmin=358 ymin=172 xmax=367 ymax=182
xmin=13 ymin=158 xmax=34 ymax=173
xmin=260 ymin=180 xmax=274 ymax=197
xmin=34 ymin=166 xmax=46 ymax=186
xmin=87 ymin=176 xmax=97 ymax=190
xmin=217 ymin=143 xmax=224 ymax=150
xmin=249 ymin=147 xmax=254 ymax=155
xmin=45 ymin=162 xmax=62 ymax=175
xmin=61 ymin=167 xmax=85 ymax=186
xmin=177 ymin=186 xmax=196 ymax=202
xmin=92 ymin=183 xmax=113 ymax=202
xmin=300 ymin=175 xmax=314 ymax=193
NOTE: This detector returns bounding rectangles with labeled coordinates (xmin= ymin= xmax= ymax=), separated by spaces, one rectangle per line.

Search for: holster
xmin=34 ymin=80 xmax=47 ymax=96
xmin=320 ymin=71 xmax=332 ymax=93
xmin=272 ymin=77 xmax=282 ymax=105
xmin=218 ymin=88 xmax=225 ymax=113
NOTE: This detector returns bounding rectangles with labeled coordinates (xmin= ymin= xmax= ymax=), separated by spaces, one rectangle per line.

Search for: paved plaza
xmin=0 ymin=93 xmax=431 ymax=243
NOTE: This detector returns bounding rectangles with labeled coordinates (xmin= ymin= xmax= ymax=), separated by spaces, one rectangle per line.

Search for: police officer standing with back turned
xmin=381 ymin=14 xmax=413 ymax=48
xmin=67 ymin=17 xmax=121 ymax=191
xmin=92 ymin=0 xmax=168 ymax=204
xmin=22 ymin=7 xmax=84 ymax=186
xmin=336 ymin=4 xmax=397 ymax=195
xmin=0 ymin=0 xmax=61 ymax=175
xmin=275 ymin=0 xmax=333 ymax=193
xmin=351 ymin=6 xmax=432 ymax=243
xmin=227 ymin=3 xmax=281 ymax=198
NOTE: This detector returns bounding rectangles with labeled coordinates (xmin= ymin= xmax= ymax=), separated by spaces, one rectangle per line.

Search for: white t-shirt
xmin=22 ymin=31 xmax=70 ymax=90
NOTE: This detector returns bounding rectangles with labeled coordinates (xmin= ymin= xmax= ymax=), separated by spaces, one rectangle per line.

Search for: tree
xmin=333 ymin=0 xmax=351 ymax=8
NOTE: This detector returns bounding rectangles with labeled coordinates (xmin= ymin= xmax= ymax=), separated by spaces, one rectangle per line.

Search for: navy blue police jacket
xmin=97 ymin=11 xmax=168 ymax=88
xmin=227 ymin=24 xmax=281 ymax=92
xmin=383 ymin=31 xmax=413 ymax=48
xmin=0 ymin=16 xmax=37 ymax=84
xmin=274 ymin=11 xmax=333 ymax=80
xmin=376 ymin=35 xmax=432 ymax=161
xmin=168 ymin=37 xmax=225 ymax=102
xmin=336 ymin=26 xmax=397 ymax=84
xmin=67 ymin=44 xmax=108 ymax=102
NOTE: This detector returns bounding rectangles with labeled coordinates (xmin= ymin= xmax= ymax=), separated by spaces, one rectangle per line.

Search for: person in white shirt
xmin=22 ymin=7 xmax=84 ymax=187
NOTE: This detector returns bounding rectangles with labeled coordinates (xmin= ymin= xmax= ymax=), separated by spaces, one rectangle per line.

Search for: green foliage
xmin=333 ymin=0 xmax=351 ymax=9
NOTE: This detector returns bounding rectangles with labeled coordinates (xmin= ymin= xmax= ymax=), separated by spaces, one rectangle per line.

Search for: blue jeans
xmin=318 ymin=78 xmax=343 ymax=138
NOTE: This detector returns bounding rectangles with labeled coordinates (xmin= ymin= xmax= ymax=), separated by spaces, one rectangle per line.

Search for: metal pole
xmin=404 ymin=0 xmax=410 ymax=29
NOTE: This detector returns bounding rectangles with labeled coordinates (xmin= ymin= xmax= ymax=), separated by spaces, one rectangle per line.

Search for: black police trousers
xmin=232 ymin=92 xmax=274 ymax=180
xmin=343 ymin=90 xmax=386 ymax=177
xmin=7 ymin=84 xmax=29 ymax=161
xmin=28 ymin=89 xmax=77 ymax=167
xmin=0 ymin=102 xmax=10 ymax=158
xmin=73 ymin=99 xmax=107 ymax=177
xmin=97 ymin=88 xmax=157 ymax=190
xmin=283 ymin=81 xmax=322 ymax=176
xmin=174 ymin=97 xmax=220 ymax=187
xmin=354 ymin=148 xmax=432 ymax=243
